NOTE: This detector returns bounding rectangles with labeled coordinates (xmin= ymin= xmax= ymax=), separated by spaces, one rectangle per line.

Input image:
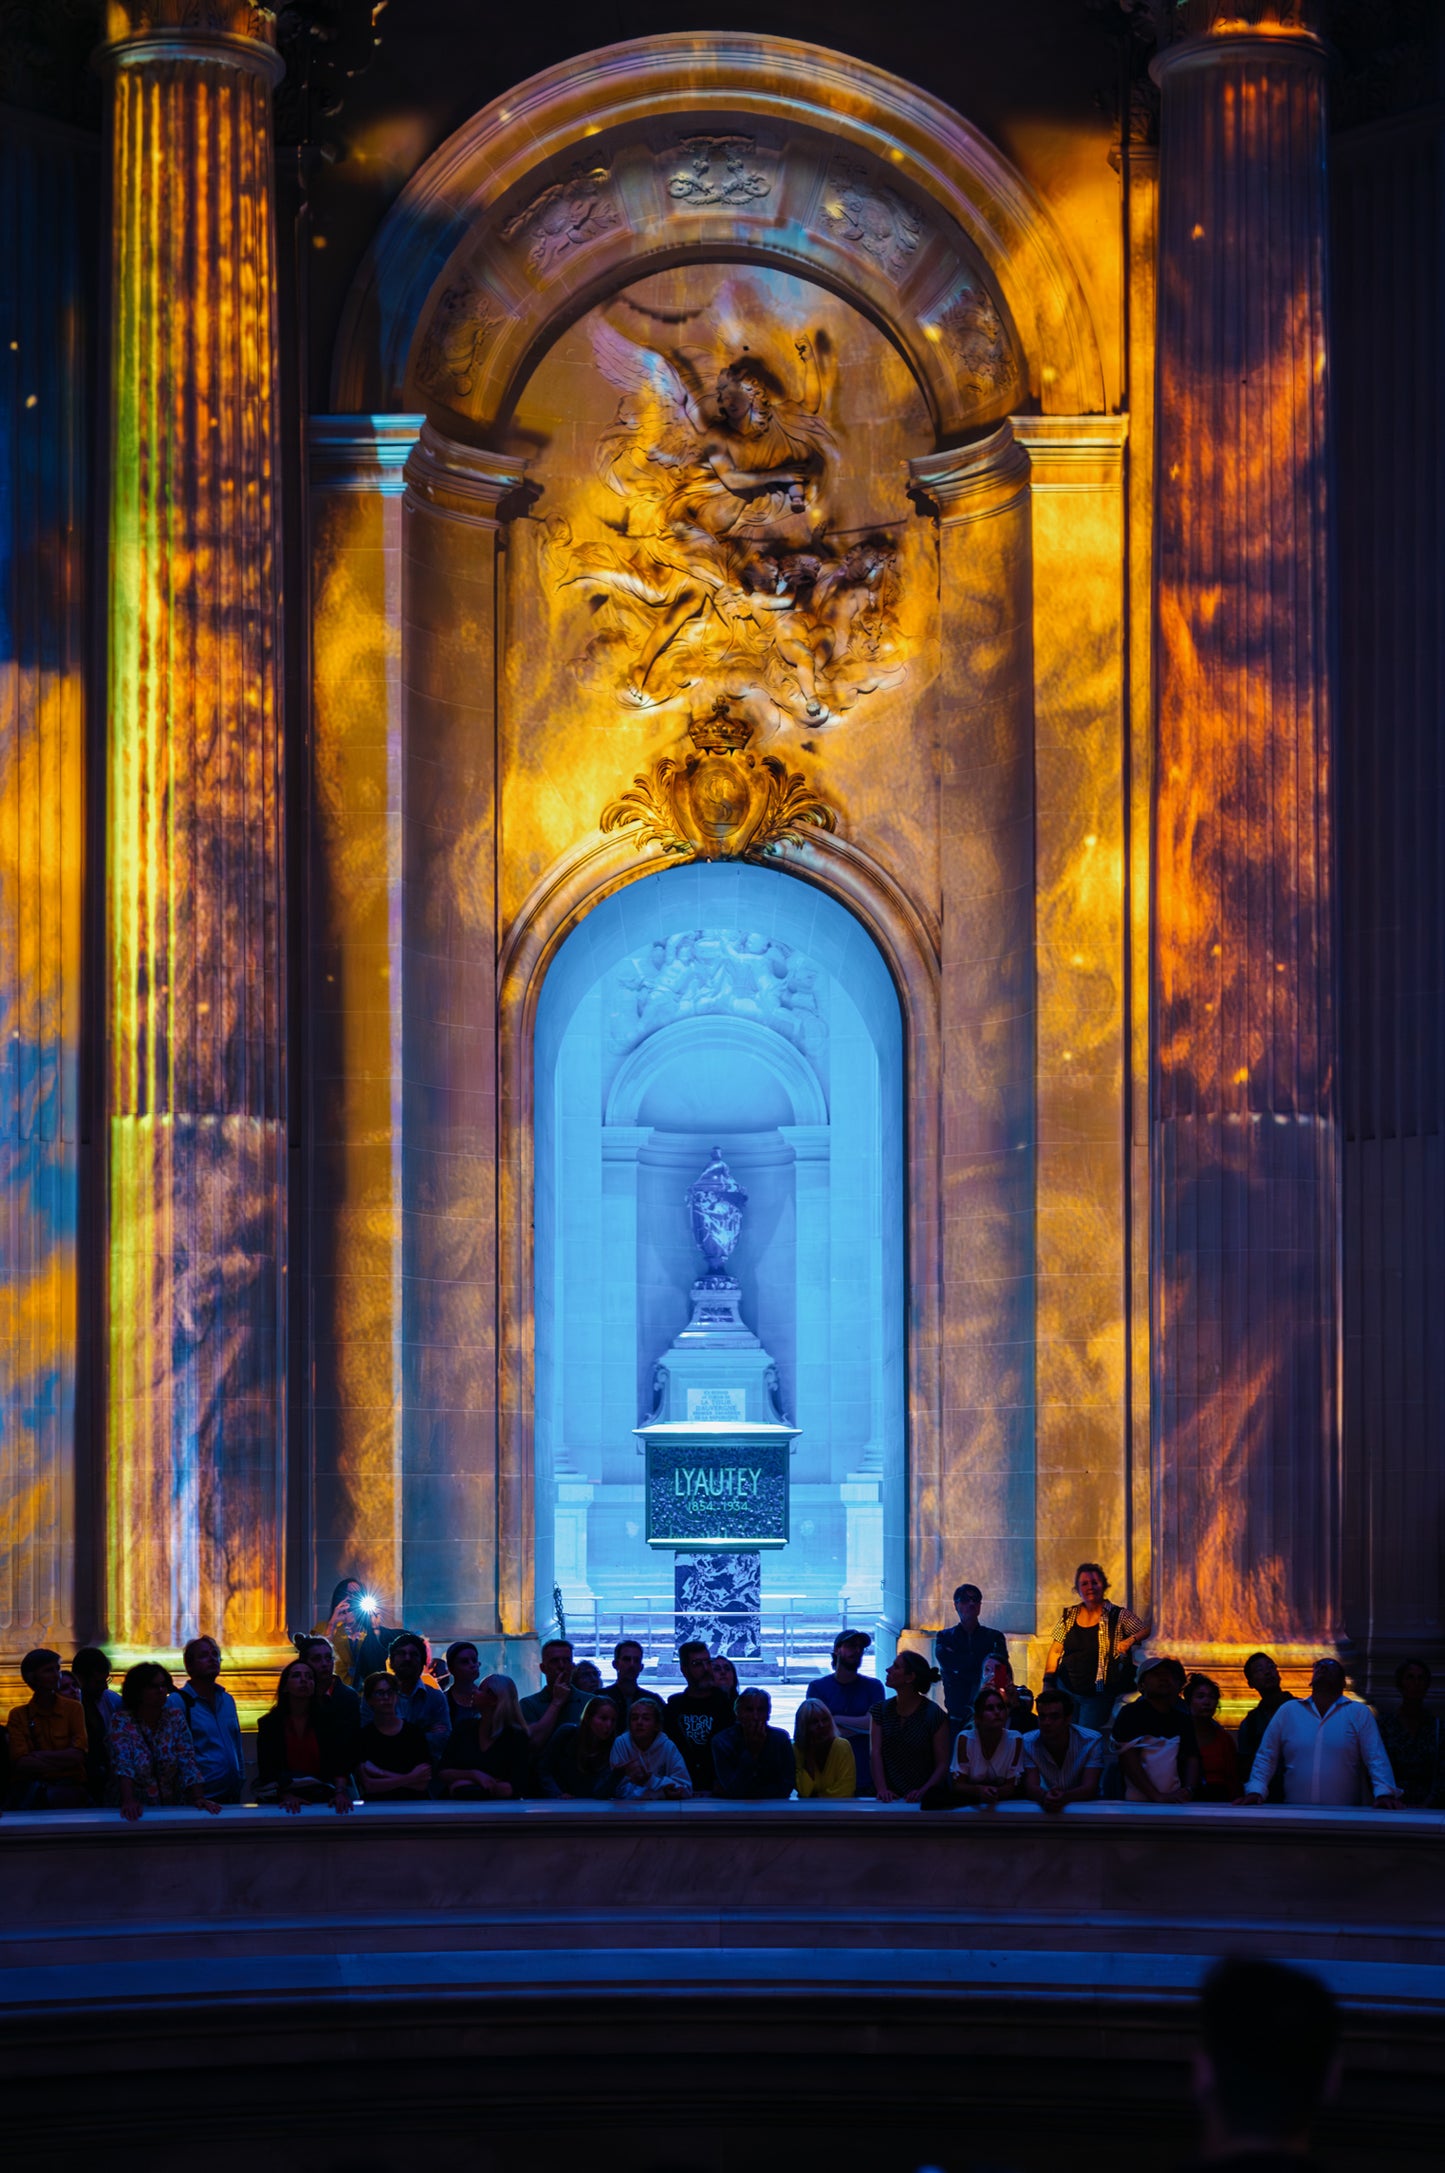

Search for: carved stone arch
xmin=605 ymin=1016 xmax=829 ymax=1131
xmin=495 ymin=828 xmax=943 ymax=1641
xmin=331 ymin=32 xmax=1105 ymax=432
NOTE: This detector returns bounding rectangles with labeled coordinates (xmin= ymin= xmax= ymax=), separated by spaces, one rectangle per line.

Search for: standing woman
xmin=1043 ymin=1563 xmax=1148 ymax=1731
xmin=255 ymin=1659 xmax=353 ymax=1814
xmin=793 ymin=1698 xmax=856 ymax=1799
xmin=109 ymin=1664 xmax=222 ymax=1822
xmin=870 ymin=1652 xmax=950 ymax=1804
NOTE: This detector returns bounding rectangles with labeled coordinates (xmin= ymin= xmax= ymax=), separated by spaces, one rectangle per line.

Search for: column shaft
xmin=102 ymin=13 xmax=288 ymax=1675
xmin=1151 ymin=22 xmax=1339 ymax=1668
xmin=400 ymin=426 xmax=527 ymax=1638
xmin=911 ymin=427 xmax=1036 ymax=1640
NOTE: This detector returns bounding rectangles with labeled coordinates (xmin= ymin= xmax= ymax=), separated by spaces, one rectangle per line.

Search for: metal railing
xmin=557 ymin=1603 xmax=892 ymax=1683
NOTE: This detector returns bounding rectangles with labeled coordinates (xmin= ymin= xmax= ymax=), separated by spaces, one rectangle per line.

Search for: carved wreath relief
xmin=543 ymin=308 xmax=908 ymax=733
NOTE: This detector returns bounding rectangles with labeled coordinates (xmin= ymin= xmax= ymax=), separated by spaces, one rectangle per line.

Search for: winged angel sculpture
xmin=542 ymin=316 xmax=907 ymax=728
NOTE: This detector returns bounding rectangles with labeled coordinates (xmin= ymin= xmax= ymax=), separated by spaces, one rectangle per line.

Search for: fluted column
xmin=910 ymin=426 xmax=1035 ymax=1643
xmin=401 ymin=425 xmax=527 ymax=1644
xmin=1150 ymin=4 xmax=1339 ymax=1677
xmin=101 ymin=3 xmax=289 ymax=1686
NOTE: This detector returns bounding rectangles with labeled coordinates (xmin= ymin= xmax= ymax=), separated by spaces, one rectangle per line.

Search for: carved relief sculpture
xmin=668 ymin=136 xmax=772 ymax=207
xmin=935 ymin=284 xmax=1016 ymax=404
xmin=543 ymin=300 xmax=908 ymax=727
xmin=501 ymin=161 xmax=620 ymax=272
xmin=600 ymin=703 xmax=837 ymax=861
xmin=822 ymin=160 xmax=925 ymax=281
xmin=417 ymin=283 xmax=501 ymax=398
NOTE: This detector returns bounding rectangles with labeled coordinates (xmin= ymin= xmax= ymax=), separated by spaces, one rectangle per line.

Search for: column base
xmin=1156 ymin=1642 xmax=1335 ymax=1720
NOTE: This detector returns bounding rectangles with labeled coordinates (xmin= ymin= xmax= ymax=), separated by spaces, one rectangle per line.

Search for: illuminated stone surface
xmin=100 ymin=7 xmax=290 ymax=1686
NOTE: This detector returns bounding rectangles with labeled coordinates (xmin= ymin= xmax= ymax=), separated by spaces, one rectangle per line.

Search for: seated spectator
xmin=980 ymin=1651 xmax=1037 ymax=1735
xmin=1186 ymin=1674 xmax=1242 ymax=1802
xmin=609 ymin=1693 xmax=692 ymax=1799
xmin=72 ymin=1646 xmax=123 ymax=1804
xmin=1113 ymin=1656 xmax=1201 ymax=1801
xmin=712 ymin=1688 xmax=795 ymax=1800
xmin=172 ymin=1635 xmax=246 ymax=1805
xmin=1235 ymin=1651 xmax=1293 ymax=1803
xmin=1022 ymin=1686 xmax=1104 ymax=1812
xmin=805 ymin=1629 xmax=884 ymax=1795
xmin=1379 ymin=1659 xmax=1445 ymax=1808
xmin=1244 ymin=1657 xmax=1397 ymax=1808
xmin=295 ymin=1633 xmax=363 ymax=1749
xmin=924 ymin=1686 xmax=1026 ymax=1809
xmin=355 ymin=1672 xmax=433 ymax=1801
xmin=870 ymin=1651 xmax=950 ymax=1804
xmin=792 ymin=1698 xmax=857 ymax=1800
xmin=110 ymin=1663 xmax=221 ymax=1821
xmin=604 ymin=1638 xmax=657 ymax=1722
xmin=255 ymin=1658 xmax=353 ymax=1814
xmin=6 ymin=1648 xmax=90 ymax=1810
xmin=665 ymin=1641 xmax=735 ymax=1793
xmin=711 ymin=1655 xmax=740 ymax=1701
xmin=519 ymin=1639 xmax=590 ymax=1753
xmin=438 ymin=1674 xmax=531 ymax=1800
xmin=1190 ymin=1956 xmax=1340 ymax=2170
xmin=386 ymin=1633 xmax=451 ymax=1764
xmin=543 ymin=1694 xmax=624 ymax=1799
xmin=571 ymin=1660 xmax=605 ymax=1696
xmin=934 ymin=1582 xmax=1009 ymax=1730
xmin=441 ymin=1641 xmax=485 ymax=1724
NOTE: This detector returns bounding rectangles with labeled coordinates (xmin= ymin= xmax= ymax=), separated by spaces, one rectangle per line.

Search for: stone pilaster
xmin=100 ymin=3 xmax=290 ymax=1694
xmin=400 ymin=423 xmax=528 ymax=1638
xmin=910 ymin=426 xmax=1036 ymax=1642
xmin=1150 ymin=9 xmax=1339 ymax=1683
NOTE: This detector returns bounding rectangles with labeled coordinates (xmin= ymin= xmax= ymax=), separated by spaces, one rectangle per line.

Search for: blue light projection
xmin=533 ymin=862 xmax=904 ymax=1646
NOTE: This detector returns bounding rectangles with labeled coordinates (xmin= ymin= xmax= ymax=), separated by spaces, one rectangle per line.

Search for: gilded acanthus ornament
xmin=600 ymin=704 xmax=837 ymax=862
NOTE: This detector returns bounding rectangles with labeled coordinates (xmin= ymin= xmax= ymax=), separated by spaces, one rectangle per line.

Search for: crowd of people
xmin=4 ymin=1566 xmax=1441 ymax=1818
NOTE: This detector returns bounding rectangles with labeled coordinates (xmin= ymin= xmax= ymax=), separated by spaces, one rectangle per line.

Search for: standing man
xmin=385 ymin=1634 xmax=452 ymax=1765
xmin=665 ymin=1641 xmax=735 ymax=1793
xmin=934 ymin=1585 xmax=1009 ymax=1731
xmin=805 ymin=1630 xmax=885 ymax=1796
xmin=1236 ymin=1651 xmax=1293 ymax=1803
xmin=1244 ymin=1658 xmax=1398 ymax=1808
xmin=604 ymin=1639 xmax=654 ymax=1722
xmin=173 ymin=1637 xmax=246 ymax=1804
xmin=6 ymin=1649 xmax=90 ymax=1809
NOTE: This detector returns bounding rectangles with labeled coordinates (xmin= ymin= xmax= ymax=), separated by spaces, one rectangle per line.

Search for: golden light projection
xmin=600 ymin=703 xmax=836 ymax=861
xmin=1151 ymin=19 xmax=1337 ymax=1672
xmin=102 ymin=9 xmax=289 ymax=1686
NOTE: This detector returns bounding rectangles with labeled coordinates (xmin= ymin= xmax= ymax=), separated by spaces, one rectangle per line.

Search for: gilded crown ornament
xmin=600 ymin=703 xmax=837 ymax=863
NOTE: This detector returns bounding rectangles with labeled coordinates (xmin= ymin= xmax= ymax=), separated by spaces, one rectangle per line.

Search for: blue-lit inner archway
xmin=534 ymin=860 xmax=905 ymax=1651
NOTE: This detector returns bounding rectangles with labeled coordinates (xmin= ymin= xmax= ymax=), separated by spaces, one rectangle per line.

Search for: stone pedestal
xmin=100 ymin=2 xmax=290 ymax=1694
xmin=1150 ymin=8 xmax=1340 ymax=1677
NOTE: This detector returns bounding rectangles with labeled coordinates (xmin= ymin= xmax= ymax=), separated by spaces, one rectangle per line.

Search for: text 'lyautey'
xmin=674 ymin=1467 xmax=764 ymax=1498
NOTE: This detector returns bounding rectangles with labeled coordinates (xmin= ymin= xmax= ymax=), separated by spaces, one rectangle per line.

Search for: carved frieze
xmin=416 ymin=283 xmax=502 ymax=399
xmin=609 ymin=928 xmax=826 ymax=1059
xmin=501 ymin=161 xmax=621 ymax=273
xmin=667 ymin=135 xmax=772 ymax=207
xmin=600 ymin=704 xmax=837 ymax=862
xmin=821 ymin=160 xmax=925 ymax=282
xmin=935 ymin=285 xmax=1016 ymax=404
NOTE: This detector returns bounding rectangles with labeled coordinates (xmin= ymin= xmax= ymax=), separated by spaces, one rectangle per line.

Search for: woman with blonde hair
xmin=438 ymin=1672 xmax=530 ymax=1800
xmin=792 ymin=1698 xmax=856 ymax=1799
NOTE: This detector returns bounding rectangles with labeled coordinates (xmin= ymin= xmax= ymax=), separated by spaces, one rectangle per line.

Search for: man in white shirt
xmin=1244 ymin=1658 xmax=1398 ymax=1808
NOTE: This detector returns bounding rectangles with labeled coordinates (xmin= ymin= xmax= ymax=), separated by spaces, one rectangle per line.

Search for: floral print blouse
xmin=108 ymin=1706 xmax=203 ymax=1804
